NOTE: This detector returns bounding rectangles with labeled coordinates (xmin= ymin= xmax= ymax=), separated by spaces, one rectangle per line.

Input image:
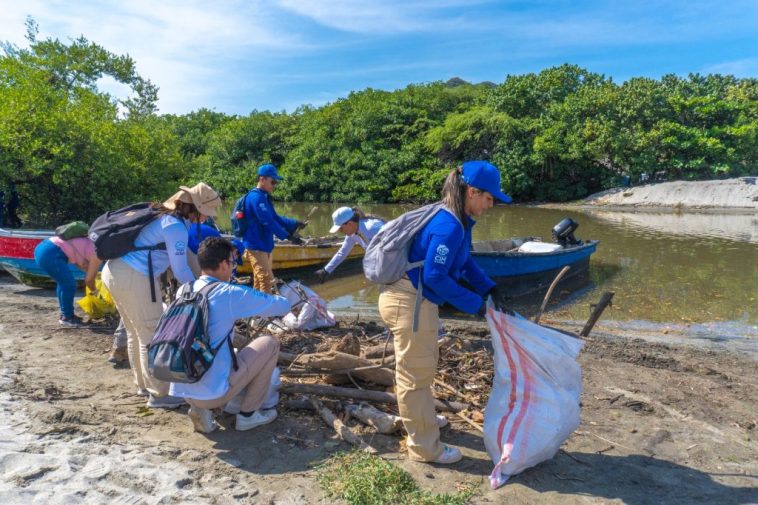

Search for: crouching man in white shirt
xmin=169 ymin=237 xmax=291 ymax=433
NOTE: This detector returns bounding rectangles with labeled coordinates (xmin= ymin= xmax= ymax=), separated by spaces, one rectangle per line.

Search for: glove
xmin=315 ymin=268 xmax=329 ymax=283
xmin=488 ymin=285 xmax=506 ymax=304
xmin=295 ymin=220 xmax=308 ymax=230
xmin=488 ymin=285 xmax=514 ymax=314
xmin=288 ymin=233 xmax=304 ymax=245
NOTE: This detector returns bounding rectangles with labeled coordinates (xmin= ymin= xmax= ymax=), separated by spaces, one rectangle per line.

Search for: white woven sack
xmin=483 ymin=305 xmax=584 ymax=489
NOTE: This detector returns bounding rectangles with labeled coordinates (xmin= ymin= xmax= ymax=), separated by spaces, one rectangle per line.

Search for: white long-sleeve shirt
xmin=169 ymin=275 xmax=291 ymax=400
xmin=324 ymin=218 xmax=384 ymax=273
xmin=121 ymin=214 xmax=195 ymax=284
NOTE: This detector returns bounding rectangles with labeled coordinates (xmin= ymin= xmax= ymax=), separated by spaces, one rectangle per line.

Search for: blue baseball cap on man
xmin=461 ymin=160 xmax=512 ymax=203
xmin=257 ymin=163 xmax=283 ymax=181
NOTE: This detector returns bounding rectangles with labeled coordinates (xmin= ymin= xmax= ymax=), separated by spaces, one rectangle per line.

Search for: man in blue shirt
xmin=169 ymin=237 xmax=291 ymax=433
xmin=239 ymin=164 xmax=305 ymax=293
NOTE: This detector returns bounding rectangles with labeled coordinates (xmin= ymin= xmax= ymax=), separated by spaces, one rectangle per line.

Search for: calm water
xmin=222 ymin=202 xmax=758 ymax=335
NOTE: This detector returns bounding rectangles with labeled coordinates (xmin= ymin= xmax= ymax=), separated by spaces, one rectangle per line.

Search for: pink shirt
xmin=49 ymin=236 xmax=97 ymax=270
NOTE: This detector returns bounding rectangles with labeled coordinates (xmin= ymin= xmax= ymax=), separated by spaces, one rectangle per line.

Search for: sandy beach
xmin=578 ymin=177 xmax=758 ymax=210
xmin=1 ymin=273 xmax=756 ymax=504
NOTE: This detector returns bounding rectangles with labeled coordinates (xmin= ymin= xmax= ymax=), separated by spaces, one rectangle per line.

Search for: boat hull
xmin=470 ymin=239 xmax=599 ymax=304
xmin=0 ymin=228 xmax=85 ymax=287
xmin=236 ymin=242 xmax=364 ymax=273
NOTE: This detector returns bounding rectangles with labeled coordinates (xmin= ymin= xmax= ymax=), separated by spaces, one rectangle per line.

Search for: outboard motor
xmin=552 ymin=218 xmax=582 ymax=248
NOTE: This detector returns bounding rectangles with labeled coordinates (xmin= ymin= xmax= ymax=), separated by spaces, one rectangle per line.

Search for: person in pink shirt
xmin=34 ymin=235 xmax=102 ymax=328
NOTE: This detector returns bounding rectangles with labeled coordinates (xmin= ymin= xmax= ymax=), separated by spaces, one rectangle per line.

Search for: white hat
xmin=329 ymin=207 xmax=354 ymax=233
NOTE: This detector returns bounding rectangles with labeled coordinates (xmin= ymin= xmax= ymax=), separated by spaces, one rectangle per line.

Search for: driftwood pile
xmin=234 ymin=318 xmax=494 ymax=452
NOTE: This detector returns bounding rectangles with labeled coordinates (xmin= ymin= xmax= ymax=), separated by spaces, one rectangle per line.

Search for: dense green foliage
xmin=1 ymin=21 xmax=756 ymax=225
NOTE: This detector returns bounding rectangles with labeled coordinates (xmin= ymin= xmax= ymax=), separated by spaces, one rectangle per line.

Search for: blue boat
xmin=471 ymin=238 xmax=599 ymax=300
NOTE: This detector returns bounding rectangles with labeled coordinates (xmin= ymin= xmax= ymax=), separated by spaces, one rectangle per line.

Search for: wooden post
xmin=580 ymin=291 xmax=615 ymax=337
xmin=534 ymin=265 xmax=571 ymax=324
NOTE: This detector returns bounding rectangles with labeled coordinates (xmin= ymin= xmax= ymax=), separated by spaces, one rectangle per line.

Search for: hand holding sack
xmin=483 ymin=303 xmax=584 ymax=489
xmin=77 ymin=278 xmax=117 ymax=320
xmin=288 ymin=233 xmax=304 ymax=245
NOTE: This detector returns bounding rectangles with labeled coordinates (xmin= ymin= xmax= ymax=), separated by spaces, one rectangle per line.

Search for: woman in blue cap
xmin=314 ymin=207 xmax=385 ymax=282
xmin=378 ymin=160 xmax=510 ymax=465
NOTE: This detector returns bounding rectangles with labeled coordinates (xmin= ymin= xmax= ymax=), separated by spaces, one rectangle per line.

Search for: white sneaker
xmin=235 ymin=408 xmax=277 ymax=431
xmin=147 ymin=394 xmax=186 ymax=409
xmin=188 ymin=407 xmax=218 ymax=434
xmin=436 ymin=415 xmax=448 ymax=428
xmin=432 ymin=445 xmax=462 ymax=464
xmin=223 ymin=394 xmax=243 ymax=415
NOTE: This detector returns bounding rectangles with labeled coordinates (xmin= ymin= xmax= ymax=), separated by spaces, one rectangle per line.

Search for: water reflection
xmin=222 ymin=202 xmax=758 ymax=327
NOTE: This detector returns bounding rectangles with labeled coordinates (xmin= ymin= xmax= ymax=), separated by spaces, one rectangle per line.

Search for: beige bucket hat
xmin=163 ymin=182 xmax=221 ymax=217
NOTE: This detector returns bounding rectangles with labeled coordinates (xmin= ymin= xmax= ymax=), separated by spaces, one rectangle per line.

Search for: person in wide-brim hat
xmin=163 ymin=182 xmax=221 ymax=218
xmin=101 ymin=181 xmax=223 ymax=411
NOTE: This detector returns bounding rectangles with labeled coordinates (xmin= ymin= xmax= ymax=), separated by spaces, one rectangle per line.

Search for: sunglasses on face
xmin=269 ymin=178 xmax=278 ymax=186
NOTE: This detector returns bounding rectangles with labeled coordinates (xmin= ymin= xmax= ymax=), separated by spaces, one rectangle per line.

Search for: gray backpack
xmin=363 ymin=202 xmax=449 ymax=285
xmin=363 ymin=202 xmax=460 ymax=331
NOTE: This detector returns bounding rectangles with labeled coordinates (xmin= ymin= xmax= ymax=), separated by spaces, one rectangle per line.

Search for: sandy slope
xmin=582 ymin=177 xmax=758 ymax=210
xmin=0 ymin=275 xmax=756 ymax=504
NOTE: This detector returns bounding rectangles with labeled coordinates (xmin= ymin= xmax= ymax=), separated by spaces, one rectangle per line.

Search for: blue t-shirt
xmin=407 ymin=208 xmax=495 ymax=314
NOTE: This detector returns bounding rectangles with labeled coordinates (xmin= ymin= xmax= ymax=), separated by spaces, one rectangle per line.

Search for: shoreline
xmin=0 ymin=277 xmax=756 ymax=503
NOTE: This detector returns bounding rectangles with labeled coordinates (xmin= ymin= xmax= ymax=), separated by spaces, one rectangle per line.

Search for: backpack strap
xmin=195 ymin=281 xmax=240 ymax=372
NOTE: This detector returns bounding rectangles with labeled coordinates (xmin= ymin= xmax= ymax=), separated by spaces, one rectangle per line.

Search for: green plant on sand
xmin=316 ymin=451 xmax=478 ymax=505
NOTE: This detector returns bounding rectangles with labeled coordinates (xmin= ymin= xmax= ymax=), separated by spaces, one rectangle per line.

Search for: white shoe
xmin=147 ymin=394 xmax=186 ymax=409
xmin=223 ymin=394 xmax=243 ymax=415
xmin=432 ymin=445 xmax=462 ymax=464
xmin=436 ymin=415 xmax=448 ymax=428
xmin=235 ymin=408 xmax=277 ymax=431
xmin=188 ymin=407 xmax=218 ymax=434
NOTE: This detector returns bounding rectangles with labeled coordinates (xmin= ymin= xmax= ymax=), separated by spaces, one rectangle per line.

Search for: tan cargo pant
xmin=244 ymin=250 xmax=274 ymax=294
xmin=102 ymin=258 xmax=170 ymax=397
xmin=188 ymin=335 xmax=279 ymax=412
xmin=378 ymin=278 xmax=442 ymax=462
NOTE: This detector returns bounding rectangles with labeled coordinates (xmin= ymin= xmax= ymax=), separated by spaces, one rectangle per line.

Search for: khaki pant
xmin=244 ymin=250 xmax=274 ymax=294
xmin=188 ymin=336 xmax=279 ymax=412
xmin=102 ymin=258 xmax=170 ymax=397
xmin=378 ymin=278 xmax=442 ymax=461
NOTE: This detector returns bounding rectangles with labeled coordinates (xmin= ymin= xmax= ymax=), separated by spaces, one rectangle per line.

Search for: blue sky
xmin=1 ymin=1 xmax=756 ymax=115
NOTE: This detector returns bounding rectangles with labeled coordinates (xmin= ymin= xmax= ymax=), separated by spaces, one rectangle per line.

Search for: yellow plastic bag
xmin=77 ymin=278 xmax=117 ymax=319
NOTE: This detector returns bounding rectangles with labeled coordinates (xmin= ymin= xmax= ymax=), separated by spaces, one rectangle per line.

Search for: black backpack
xmin=88 ymin=202 xmax=167 ymax=302
xmin=147 ymin=281 xmax=238 ymax=384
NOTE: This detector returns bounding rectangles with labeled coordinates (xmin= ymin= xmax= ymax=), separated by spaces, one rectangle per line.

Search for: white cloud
xmin=274 ymin=0 xmax=483 ymax=34
xmin=702 ymin=58 xmax=758 ymax=77
xmin=0 ymin=0 xmax=307 ymax=113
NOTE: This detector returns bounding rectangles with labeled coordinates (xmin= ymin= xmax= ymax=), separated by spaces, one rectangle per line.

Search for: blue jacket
xmin=407 ymin=209 xmax=495 ymax=314
xmin=242 ymin=188 xmax=298 ymax=253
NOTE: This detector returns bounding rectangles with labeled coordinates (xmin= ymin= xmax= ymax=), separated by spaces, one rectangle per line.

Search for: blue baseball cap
xmin=461 ymin=161 xmax=512 ymax=203
xmin=257 ymin=163 xmax=283 ymax=181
